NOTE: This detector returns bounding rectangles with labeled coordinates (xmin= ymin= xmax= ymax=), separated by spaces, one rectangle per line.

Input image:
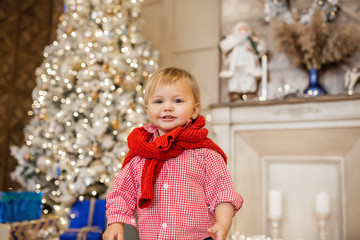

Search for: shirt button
xmin=162 ymin=223 xmax=167 ymax=229
xmin=131 ymin=219 xmax=135 ymax=224
xmin=163 ymin=183 xmax=169 ymax=189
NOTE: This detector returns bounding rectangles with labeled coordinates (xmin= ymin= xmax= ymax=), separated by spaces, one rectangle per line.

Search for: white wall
xmin=142 ymin=0 xmax=221 ymax=115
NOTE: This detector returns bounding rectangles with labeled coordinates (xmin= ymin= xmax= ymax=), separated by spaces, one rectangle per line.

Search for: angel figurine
xmin=220 ymin=22 xmax=266 ymax=101
xmin=345 ymin=67 xmax=360 ymax=95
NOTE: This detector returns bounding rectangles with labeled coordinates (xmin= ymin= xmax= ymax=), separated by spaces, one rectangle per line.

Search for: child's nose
xmin=164 ymin=101 xmax=174 ymax=111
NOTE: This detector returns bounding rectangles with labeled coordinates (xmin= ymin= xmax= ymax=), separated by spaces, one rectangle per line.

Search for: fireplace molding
xmin=210 ymin=94 xmax=360 ymax=239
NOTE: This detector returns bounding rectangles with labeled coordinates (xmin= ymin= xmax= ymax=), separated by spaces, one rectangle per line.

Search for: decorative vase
xmin=304 ymin=68 xmax=327 ymax=97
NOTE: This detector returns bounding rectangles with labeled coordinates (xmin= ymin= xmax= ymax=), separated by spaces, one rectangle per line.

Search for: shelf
xmin=210 ymin=93 xmax=360 ymax=108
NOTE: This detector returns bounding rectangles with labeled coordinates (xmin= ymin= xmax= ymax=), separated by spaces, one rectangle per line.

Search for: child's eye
xmin=153 ymin=99 xmax=163 ymax=104
xmin=174 ymin=99 xmax=183 ymax=103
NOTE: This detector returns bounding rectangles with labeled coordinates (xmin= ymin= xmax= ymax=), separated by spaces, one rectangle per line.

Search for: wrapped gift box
xmin=0 ymin=191 xmax=42 ymax=223
xmin=60 ymin=198 xmax=106 ymax=240
xmin=9 ymin=217 xmax=59 ymax=240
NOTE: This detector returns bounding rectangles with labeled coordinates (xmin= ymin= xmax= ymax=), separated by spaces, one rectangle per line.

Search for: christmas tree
xmin=11 ymin=0 xmax=158 ymax=226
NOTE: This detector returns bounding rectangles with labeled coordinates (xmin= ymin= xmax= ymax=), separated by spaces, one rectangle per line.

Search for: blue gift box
xmin=60 ymin=198 xmax=106 ymax=240
xmin=0 ymin=191 xmax=43 ymax=223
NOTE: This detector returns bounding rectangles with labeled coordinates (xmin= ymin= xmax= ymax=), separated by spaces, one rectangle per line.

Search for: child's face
xmin=145 ymin=78 xmax=199 ymax=136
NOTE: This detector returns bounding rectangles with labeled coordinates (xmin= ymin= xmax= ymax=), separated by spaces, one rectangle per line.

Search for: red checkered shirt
xmin=106 ymin=123 xmax=243 ymax=240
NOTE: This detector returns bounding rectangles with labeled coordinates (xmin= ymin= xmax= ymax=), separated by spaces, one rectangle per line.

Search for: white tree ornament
xmin=345 ymin=68 xmax=360 ymax=95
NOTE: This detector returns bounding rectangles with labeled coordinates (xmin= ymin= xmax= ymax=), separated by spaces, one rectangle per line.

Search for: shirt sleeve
xmin=106 ymin=157 xmax=139 ymax=226
xmin=203 ymin=149 xmax=243 ymax=216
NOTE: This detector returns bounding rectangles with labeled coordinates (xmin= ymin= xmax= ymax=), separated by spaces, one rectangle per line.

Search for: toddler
xmin=103 ymin=67 xmax=243 ymax=240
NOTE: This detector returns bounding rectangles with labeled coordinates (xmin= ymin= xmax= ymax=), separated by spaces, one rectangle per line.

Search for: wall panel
xmin=0 ymin=0 xmax=62 ymax=191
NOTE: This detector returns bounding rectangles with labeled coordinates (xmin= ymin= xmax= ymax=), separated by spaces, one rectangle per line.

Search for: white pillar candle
xmin=260 ymin=55 xmax=268 ymax=101
xmin=315 ymin=191 xmax=330 ymax=215
xmin=269 ymin=190 xmax=283 ymax=220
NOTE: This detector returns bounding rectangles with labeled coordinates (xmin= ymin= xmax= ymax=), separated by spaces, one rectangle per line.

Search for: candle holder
xmin=268 ymin=190 xmax=283 ymax=239
xmin=268 ymin=218 xmax=281 ymax=240
xmin=315 ymin=191 xmax=330 ymax=240
xmin=316 ymin=213 xmax=330 ymax=240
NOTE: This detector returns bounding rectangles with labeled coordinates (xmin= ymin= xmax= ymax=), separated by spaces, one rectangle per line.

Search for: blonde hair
xmin=144 ymin=67 xmax=201 ymax=106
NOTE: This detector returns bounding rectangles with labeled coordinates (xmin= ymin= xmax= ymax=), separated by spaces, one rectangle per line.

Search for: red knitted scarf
xmin=122 ymin=116 xmax=227 ymax=209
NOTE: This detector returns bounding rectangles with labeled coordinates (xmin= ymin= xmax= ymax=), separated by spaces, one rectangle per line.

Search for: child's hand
xmin=208 ymin=202 xmax=234 ymax=240
xmin=102 ymin=223 xmax=125 ymax=240
xmin=207 ymin=222 xmax=229 ymax=240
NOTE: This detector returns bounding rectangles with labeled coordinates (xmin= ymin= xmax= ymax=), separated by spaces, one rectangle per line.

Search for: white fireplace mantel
xmin=210 ymin=94 xmax=360 ymax=240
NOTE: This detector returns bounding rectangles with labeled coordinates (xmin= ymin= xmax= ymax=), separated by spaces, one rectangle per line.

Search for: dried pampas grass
xmin=272 ymin=8 xmax=360 ymax=70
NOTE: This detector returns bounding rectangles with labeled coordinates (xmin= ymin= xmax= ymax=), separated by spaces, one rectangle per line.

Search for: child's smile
xmin=161 ymin=115 xmax=176 ymax=120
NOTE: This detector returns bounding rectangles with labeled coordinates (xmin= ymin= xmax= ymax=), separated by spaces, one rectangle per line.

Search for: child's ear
xmin=192 ymin=103 xmax=200 ymax=119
